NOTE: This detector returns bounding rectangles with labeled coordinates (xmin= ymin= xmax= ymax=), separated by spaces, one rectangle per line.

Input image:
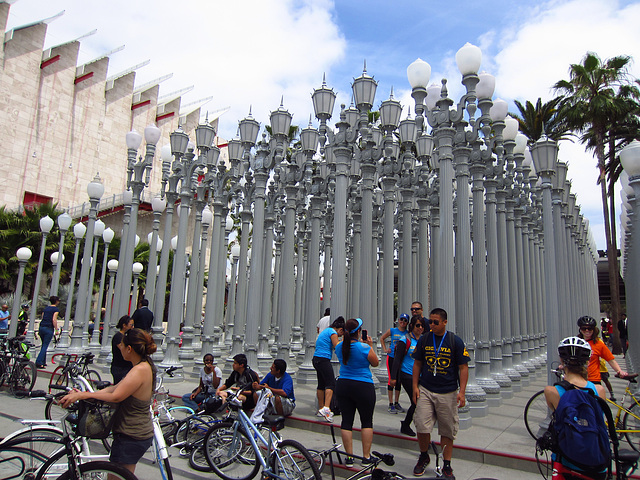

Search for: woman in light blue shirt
xmin=335 ymin=318 xmax=379 ymax=466
xmin=313 ymin=317 xmax=345 ymax=421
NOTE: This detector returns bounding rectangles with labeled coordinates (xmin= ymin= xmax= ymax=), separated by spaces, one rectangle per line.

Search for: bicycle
xmin=203 ymin=384 xmax=322 ymax=480
xmin=524 ymin=369 xmax=640 ymax=451
xmin=49 ymin=353 xmax=101 ymax=393
xmin=307 ymin=444 xmax=408 ymax=480
xmin=0 ymin=336 xmax=37 ymax=397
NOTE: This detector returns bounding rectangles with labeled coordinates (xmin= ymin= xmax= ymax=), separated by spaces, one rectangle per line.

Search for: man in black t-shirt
xmin=411 ymin=308 xmax=469 ymax=478
xmin=216 ymin=353 xmax=260 ymax=411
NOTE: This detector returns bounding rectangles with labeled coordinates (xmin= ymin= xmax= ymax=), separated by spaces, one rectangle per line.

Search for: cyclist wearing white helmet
xmin=544 ymin=336 xmax=606 ymax=410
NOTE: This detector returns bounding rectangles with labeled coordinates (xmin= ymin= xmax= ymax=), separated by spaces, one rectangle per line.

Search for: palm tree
xmin=554 ymin=52 xmax=638 ymax=353
xmin=510 ymin=97 xmax=572 ymax=144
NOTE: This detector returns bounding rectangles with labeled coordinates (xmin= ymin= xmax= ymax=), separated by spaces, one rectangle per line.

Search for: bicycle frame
xmin=607 ymin=385 xmax=640 ymax=434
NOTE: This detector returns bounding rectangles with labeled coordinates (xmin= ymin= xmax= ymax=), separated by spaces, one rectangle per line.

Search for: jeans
xmin=36 ymin=327 xmax=54 ymax=366
xmin=182 ymin=391 xmax=207 ymax=412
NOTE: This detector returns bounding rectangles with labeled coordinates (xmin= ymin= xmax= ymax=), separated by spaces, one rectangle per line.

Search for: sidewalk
xmin=0 ymin=355 xmax=633 ymax=480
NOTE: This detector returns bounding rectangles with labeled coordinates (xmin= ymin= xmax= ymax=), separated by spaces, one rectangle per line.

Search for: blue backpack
xmin=551 ymin=381 xmax=612 ymax=475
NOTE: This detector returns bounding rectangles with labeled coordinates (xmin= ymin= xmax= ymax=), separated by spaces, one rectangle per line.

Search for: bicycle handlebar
xmin=371 ymin=451 xmax=395 ymax=466
xmin=616 ymin=372 xmax=639 ymax=382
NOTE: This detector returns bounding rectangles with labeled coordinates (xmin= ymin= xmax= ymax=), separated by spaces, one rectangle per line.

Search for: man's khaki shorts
xmin=414 ymin=385 xmax=459 ymax=439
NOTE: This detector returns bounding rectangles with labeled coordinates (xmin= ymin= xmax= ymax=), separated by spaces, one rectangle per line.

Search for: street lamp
xmin=50 ymin=212 xmax=72 ymax=296
xmin=9 ymin=247 xmax=32 ymax=337
xmin=132 ymin=262 xmax=144 ymax=311
xmin=146 ymin=196 xmax=166 ymax=311
xmin=100 ymin=259 xmax=119 ymax=358
xmin=620 ymin=140 xmax=640 ymax=372
xmin=530 ymin=135 xmax=561 ymax=386
xmin=26 ymin=214 xmax=55 ymax=344
xmin=90 ymin=227 xmax=114 ymax=350
xmin=69 ymin=174 xmax=104 ymax=352
xmin=58 ymin=222 xmax=86 ymax=348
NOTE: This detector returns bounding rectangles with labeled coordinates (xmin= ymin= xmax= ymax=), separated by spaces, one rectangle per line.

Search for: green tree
xmin=554 ymin=52 xmax=638 ymax=353
xmin=510 ymin=97 xmax=572 ymax=144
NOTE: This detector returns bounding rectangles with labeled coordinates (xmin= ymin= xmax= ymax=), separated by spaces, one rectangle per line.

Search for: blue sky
xmin=5 ymin=0 xmax=640 ymax=249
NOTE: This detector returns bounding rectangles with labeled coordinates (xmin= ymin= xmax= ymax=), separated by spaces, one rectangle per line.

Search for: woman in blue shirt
xmin=390 ymin=315 xmax=424 ymax=437
xmin=313 ymin=317 xmax=345 ymax=422
xmin=335 ymin=318 xmax=379 ymax=467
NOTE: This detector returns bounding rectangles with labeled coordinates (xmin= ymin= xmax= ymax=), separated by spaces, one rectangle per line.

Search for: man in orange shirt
xmin=576 ymin=316 xmax=627 ymax=384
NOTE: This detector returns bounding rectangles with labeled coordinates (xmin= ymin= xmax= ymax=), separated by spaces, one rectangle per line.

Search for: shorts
xmin=312 ymin=356 xmax=336 ymax=390
xmin=110 ymin=432 xmax=153 ymax=465
xmin=414 ymin=386 xmax=458 ymax=439
xmin=280 ymin=397 xmax=296 ymax=416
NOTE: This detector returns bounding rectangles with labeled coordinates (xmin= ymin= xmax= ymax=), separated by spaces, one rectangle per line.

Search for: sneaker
xmin=316 ymin=410 xmax=325 ymax=417
xmin=388 ymin=404 xmax=397 ymax=414
xmin=413 ymin=452 xmax=430 ymax=476
xmin=394 ymin=402 xmax=405 ymax=413
xmin=361 ymin=457 xmax=375 ymax=466
xmin=345 ymin=457 xmax=354 ymax=468
xmin=319 ymin=406 xmax=334 ymax=423
xmin=400 ymin=421 xmax=416 ymax=437
xmin=442 ymin=465 xmax=455 ymax=479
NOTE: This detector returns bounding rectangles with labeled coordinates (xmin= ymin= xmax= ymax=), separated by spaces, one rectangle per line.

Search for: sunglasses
xmin=410 ymin=307 xmax=421 ymax=311
xmin=428 ymin=319 xmax=440 ymax=325
xmin=580 ymin=327 xmax=594 ymax=332
xmin=399 ymin=318 xmax=409 ymax=322
xmin=415 ymin=324 xmax=424 ymax=328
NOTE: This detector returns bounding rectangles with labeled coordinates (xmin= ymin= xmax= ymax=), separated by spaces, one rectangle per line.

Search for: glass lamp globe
xmin=17 ymin=247 xmax=32 ymax=261
xmin=108 ymin=259 xmax=119 ymax=272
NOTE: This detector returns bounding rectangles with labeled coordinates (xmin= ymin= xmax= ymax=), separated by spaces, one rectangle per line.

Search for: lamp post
xmin=132 ymin=262 xmax=144 ymax=311
xmin=9 ymin=247 xmax=32 ymax=338
xmin=58 ymin=222 xmax=86 ymax=349
xmin=192 ymin=204 xmax=212 ymax=359
xmin=146 ymin=196 xmax=166 ymax=310
xmin=620 ymin=140 xmax=640 ymax=372
xmin=50 ymin=212 xmax=72 ymax=296
xmin=90 ymin=227 xmax=114 ymax=350
xmin=83 ymin=219 xmax=105 ymax=346
xmin=26 ymin=214 xmax=55 ymax=344
xmin=530 ymin=135 xmax=561 ymax=386
xmin=115 ymin=125 xmax=161 ymax=320
xmin=100 ymin=259 xmax=119 ymax=358
xmin=69 ymin=174 xmax=104 ymax=352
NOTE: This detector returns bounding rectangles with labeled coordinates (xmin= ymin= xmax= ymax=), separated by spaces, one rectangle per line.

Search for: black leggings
xmin=399 ymin=371 xmax=416 ymax=424
xmin=335 ymin=378 xmax=376 ymax=430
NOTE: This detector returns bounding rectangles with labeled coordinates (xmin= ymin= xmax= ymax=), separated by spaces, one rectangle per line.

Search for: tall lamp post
xmin=9 ymin=247 xmax=33 ymax=338
xmin=620 ymin=140 xmax=640 ymax=372
xmin=132 ymin=262 xmax=144 ymax=311
xmin=26 ymin=214 xmax=55 ymax=344
xmin=530 ymin=135 xmax=561 ymax=386
xmin=90 ymin=227 xmax=114 ymax=350
xmin=58 ymin=222 xmax=86 ymax=349
xmin=50 ymin=212 xmax=72 ymax=296
xmin=100 ymin=259 xmax=119 ymax=359
xmin=69 ymin=175 xmax=104 ymax=352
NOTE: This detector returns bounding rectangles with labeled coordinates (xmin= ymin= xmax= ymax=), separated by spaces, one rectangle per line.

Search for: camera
xmin=362 ymin=329 xmax=368 ymax=341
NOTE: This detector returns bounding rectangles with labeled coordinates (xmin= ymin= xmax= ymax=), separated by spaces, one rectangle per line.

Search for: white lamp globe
xmin=16 ymin=247 xmax=32 ymax=261
xmin=74 ymin=222 xmax=87 ymax=239
xmin=132 ymin=262 xmax=144 ymax=275
xmin=407 ymin=58 xmax=431 ymax=89
xmin=108 ymin=259 xmax=119 ymax=272
xmin=455 ymin=42 xmax=482 ymax=76
xmin=40 ymin=215 xmax=54 ymax=233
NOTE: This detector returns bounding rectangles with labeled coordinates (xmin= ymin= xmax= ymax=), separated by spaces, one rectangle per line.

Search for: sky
xmin=5 ymin=0 xmax=640 ymax=250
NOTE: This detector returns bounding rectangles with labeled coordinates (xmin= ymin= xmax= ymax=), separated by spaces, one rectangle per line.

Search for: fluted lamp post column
xmin=132 ymin=262 xmax=144 ymax=314
xmin=619 ymin=140 xmax=640 ymax=373
xmin=100 ymin=259 xmax=119 ymax=358
xmin=530 ymin=135 xmax=561 ymax=387
xmin=9 ymin=247 xmax=33 ymax=338
xmin=50 ymin=213 xmax=72 ymax=296
xmin=26 ymin=214 xmax=55 ymax=344
xmin=69 ymin=176 xmax=104 ymax=352
xmin=58 ymin=222 xmax=86 ymax=349
xmin=90 ymin=227 xmax=114 ymax=350
xmin=146 ymin=196 xmax=166 ymax=311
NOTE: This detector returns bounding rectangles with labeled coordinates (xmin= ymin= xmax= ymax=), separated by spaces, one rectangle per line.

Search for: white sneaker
xmin=316 ymin=410 xmax=325 ymax=417
xmin=319 ymin=407 xmax=334 ymax=423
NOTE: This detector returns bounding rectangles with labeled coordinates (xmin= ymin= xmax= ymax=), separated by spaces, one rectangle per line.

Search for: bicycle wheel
xmin=1 ymin=426 xmax=63 ymax=444
xmin=54 ymin=460 xmax=138 ymax=480
xmin=85 ymin=369 xmax=102 ymax=390
xmin=623 ymin=402 xmax=640 ymax=451
xmin=175 ymin=416 xmax=212 ymax=449
xmin=154 ymin=439 xmax=173 ymax=480
xmin=0 ymin=445 xmax=49 ymax=480
xmin=49 ymin=366 xmax=68 ymax=393
xmin=10 ymin=361 xmax=36 ymax=397
xmin=190 ymin=443 xmax=212 ymax=472
xmin=270 ymin=439 xmax=322 ymax=480
xmin=357 ymin=474 xmax=408 ymax=480
xmin=167 ymin=406 xmax=194 ymax=422
xmin=0 ymin=359 xmax=7 ymax=387
xmin=524 ymin=389 xmax=550 ymax=440
xmin=306 ymin=449 xmax=325 ymax=473
xmin=204 ymin=422 xmax=259 ymax=480
xmin=44 ymin=394 xmax=67 ymax=422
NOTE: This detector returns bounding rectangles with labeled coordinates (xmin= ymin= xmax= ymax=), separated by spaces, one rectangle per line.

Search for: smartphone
xmin=362 ymin=329 xmax=368 ymax=341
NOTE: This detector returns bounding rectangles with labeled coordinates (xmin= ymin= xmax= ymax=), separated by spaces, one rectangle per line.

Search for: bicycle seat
xmin=263 ymin=414 xmax=285 ymax=431
xmin=372 ymin=451 xmax=395 ymax=466
xmin=618 ymin=448 xmax=640 ymax=464
xmin=94 ymin=380 xmax=112 ymax=390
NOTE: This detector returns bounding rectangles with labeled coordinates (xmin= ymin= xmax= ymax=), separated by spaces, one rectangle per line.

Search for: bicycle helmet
xmin=558 ymin=336 xmax=592 ymax=366
xmin=577 ymin=315 xmax=597 ymax=328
